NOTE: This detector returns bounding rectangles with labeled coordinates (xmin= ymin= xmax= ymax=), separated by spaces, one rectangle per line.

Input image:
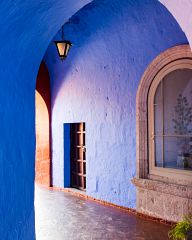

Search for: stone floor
xmin=35 ymin=185 xmax=170 ymax=240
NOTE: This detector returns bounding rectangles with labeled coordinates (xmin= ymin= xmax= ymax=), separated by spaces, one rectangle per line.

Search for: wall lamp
xmin=54 ymin=26 xmax=72 ymax=60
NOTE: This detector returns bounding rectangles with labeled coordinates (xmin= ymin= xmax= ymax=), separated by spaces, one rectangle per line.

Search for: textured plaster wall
xmin=0 ymin=1 xmax=91 ymax=239
xmin=44 ymin=0 xmax=188 ymax=209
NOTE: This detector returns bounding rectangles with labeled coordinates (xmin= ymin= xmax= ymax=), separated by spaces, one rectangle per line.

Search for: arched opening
xmin=0 ymin=0 xmax=192 ymax=238
xmin=35 ymin=62 xmax=52 ymax=187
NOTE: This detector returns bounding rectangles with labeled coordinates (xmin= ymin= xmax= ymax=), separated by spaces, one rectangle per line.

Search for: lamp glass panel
xmin=56 ymin=42 xmax=67 ymax=57
xmin=65 ymin=43 xmax=70 ymax=56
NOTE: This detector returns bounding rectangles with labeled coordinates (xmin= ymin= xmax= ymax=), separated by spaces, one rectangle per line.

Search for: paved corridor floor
xmin=35 ymin=185 xmax=170 ymax=240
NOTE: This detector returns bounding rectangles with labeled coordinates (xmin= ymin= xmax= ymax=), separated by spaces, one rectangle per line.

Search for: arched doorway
xmin=35 ymin=62 xmax=52 ymax=187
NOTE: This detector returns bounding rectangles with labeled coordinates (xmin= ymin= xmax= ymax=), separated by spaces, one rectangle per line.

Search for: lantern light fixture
xmin=54 ymin=26 xmax=72 ymax=60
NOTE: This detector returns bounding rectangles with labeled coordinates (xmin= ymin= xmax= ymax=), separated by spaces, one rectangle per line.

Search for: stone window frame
xmin=136 ymin=44 xmax=192 ymax=182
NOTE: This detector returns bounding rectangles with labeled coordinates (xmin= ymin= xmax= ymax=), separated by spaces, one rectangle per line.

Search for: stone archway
xmin=135 ymin=44 xmax=192 ymax=179
xmin=132 ymin=44 xmax=192 ymax=221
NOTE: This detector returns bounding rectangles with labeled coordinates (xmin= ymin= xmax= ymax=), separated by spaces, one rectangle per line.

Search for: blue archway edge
xmin=0 ymin=0 xmax=189 ymax=239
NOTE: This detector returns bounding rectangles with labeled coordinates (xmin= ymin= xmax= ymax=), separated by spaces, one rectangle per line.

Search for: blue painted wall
xmin=0 ymin=0 xmax=91 ymax=239
xmin=44 ymin=0 xmax=188 ymax=208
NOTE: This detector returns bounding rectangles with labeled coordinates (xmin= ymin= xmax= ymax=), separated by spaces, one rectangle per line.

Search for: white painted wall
xmin=160 ymin=0 xmax=192 ymax=48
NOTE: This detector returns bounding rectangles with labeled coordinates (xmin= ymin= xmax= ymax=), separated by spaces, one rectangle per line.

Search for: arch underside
xmin=0 ymin=0 xmax=191 ymax=239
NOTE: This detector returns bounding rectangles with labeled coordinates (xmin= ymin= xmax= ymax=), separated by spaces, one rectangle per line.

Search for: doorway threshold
xmin=64 ymin=187 xmax=87 ymax=197
xmin=51 ymin=186 xmax=87 ymax=199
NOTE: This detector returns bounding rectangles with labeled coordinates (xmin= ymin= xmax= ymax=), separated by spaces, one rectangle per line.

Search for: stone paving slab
xmin=35 ymin=185 xmax=170 ymax=240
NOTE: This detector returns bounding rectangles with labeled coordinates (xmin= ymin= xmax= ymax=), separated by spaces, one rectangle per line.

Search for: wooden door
xmin=70 ymin=123 xmax=86 ymax=191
